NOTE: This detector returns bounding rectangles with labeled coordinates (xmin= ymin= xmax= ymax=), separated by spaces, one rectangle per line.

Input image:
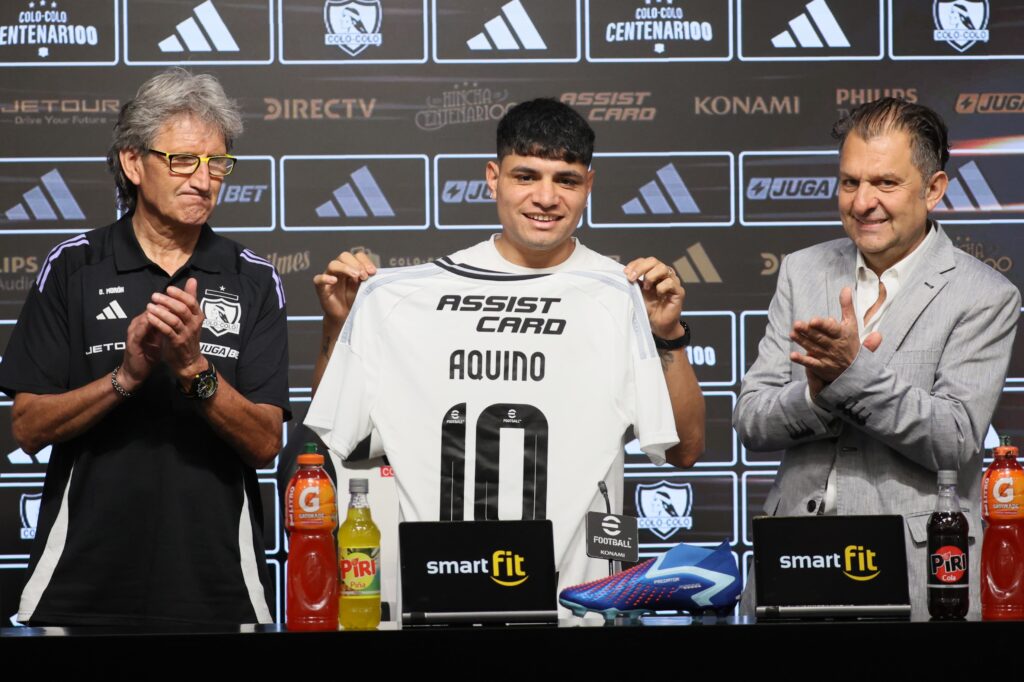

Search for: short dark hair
xmin=496 ymin=98 xmax=595 ymax=166
xmin=832 ymin=97 xmax=949 ymax=181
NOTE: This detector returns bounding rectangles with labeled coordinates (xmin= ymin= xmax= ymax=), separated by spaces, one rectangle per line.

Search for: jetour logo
xmin=425 ymin=549 xmax=529 ymax=587
xmin=778 ymin=544 xmax=881 ymax=582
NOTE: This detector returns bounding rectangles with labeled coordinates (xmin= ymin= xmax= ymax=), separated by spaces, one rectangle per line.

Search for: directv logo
xmin=937 ymin=160 xmax=1001 ymax=212
xmin=746 ymin=177 xmax=837 ymax=200
xmin=467 ymin=0 xmax=547 ymax=51
xmin=316 ymin=166 xmax=395 ymax=218
xmin=442 ymin=180 xmax=493 ymax=203
xmin=770 ymin=0 xmax=850 ymax=49
xmin=4 ymin=169 xmax=85 ymax=222
xmin=158 ymin=1 xmax=240 ymax=53
xmin=621 ymin=163 xmax=699 ymax=215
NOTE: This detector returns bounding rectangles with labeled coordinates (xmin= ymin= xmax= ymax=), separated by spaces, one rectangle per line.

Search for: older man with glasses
xmin=0 ymin=68 xmax=289 ymax=626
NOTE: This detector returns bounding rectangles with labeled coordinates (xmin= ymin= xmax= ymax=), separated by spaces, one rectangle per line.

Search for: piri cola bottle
xmin=981 ymin=436 xmax=1024 ymax=620
xmin=339 ymin=478 xmax=381 ymax=630
xmin=285 ymin=445 xmax=339 ymax=631
xmin=927 ymin=469 xmax=970 ymax=620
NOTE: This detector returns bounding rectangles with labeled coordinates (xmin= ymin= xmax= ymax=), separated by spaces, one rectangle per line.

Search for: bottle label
xmin=340 ymin=546 xmax=381 ymax=597
xmin=983 ymin=468 xmax=1024 ymax=520
xmin=928 ymin=542 xmax=969 ymax=587
xmin=287 ymin=478 xmax=338 ymax=530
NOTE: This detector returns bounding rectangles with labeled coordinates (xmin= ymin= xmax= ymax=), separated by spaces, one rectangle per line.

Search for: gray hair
xmin=107 ymin=68 xmax=243 ymax=213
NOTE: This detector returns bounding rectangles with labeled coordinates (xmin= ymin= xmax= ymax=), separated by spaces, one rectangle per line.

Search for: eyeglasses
xmin=148 ymin=149 xmax=237 ymax=177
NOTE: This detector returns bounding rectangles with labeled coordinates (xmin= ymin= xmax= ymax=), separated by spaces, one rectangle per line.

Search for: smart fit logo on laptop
xmin=426 ymin=549 xmax=529 ymax=587
xmin=778 ymin=544 xmax=881 ymax=582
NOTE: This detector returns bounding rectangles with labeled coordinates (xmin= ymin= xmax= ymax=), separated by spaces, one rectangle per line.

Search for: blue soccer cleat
xmin=559 ymin=540 xmax=740 ymax=621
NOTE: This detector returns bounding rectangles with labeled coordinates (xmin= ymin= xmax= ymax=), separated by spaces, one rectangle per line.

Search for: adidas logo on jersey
xmin=467 ymin=0 xmax=547 ymax=51
xmin=316 ymin=166 xmax=395 ymax=218
xmin=158 ymin=0 xmax=240 ymax=53
xmin=770 ymin=0 xmax=850 ymax=49
xmin=96 ymin=300 xmax=128 ymax=320
xmin=4 ymin=169 xmax=85 ymax=222
xmin=622 ymin=163 xmax=699 ymax=215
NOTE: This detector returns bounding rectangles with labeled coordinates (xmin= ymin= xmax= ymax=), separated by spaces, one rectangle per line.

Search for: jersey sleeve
xmin=235 ymin=260 xmax=291 ymax=420
xmin=623 ymin=284 xmax=679 ymax=465
xmin=304 ymin=292 xmax=378 ymax=468
xmin=0 ymin=240 xmax=78 ymax=397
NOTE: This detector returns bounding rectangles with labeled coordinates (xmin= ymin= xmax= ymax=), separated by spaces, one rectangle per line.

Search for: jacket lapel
xmin=872 ymin=224 xmax=955 ymax=365
xmin=824 ymin=241 xmax=857 ymax=322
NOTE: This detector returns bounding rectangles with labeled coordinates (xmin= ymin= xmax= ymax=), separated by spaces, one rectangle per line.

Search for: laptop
xmin=399 ymin=520 xmax=558 ymax=626
xmin=753 ymin=515 xmax=911 ymax=619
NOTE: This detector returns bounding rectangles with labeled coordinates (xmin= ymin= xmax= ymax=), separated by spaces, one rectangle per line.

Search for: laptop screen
xmin=399 ymin=520 xmax=557 ymax=624
xmin=753 ymin=515 xmax=910 ymax=610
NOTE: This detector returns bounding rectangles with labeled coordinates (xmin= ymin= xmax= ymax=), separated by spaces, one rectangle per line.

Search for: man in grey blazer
xmin=735 ymin=98 xmax=1020 ymax=618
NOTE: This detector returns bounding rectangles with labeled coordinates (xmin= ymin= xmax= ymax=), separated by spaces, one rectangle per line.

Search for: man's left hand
xmin=790 ymin=287 xmax=882 ymax=388
xmin=146 ymin=277 xmax=209 ymax=381
xmin=624 ymin=257 xmax=685 ymax=339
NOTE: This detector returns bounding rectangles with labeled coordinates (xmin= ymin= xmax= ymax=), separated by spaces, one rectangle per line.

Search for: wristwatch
xmin=181 ymin=364 xmax=218 ymax=400
xmin=652 ymin=319 xmax=690 ymax=351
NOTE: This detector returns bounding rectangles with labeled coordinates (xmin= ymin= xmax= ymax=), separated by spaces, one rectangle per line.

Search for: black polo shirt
xmin=0 ymin=216 xmax=290 ymax=626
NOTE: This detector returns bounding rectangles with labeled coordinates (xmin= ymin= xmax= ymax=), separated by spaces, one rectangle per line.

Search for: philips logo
xmin=157 ymin=1 xmax=239 ymax=54
xmin=746 ymin=177 xmax=837 ymax=200
xmin=425 ymin=549 xmax=529 ymax=587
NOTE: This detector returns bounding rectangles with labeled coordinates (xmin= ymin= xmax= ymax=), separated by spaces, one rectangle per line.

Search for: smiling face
xmin=486 ymin=153 xmax=594 ymax=268
xmin=120 ymin=114 xmax=226 ymax=232
xmin=838 ymin=129 xmax=947 ymax=275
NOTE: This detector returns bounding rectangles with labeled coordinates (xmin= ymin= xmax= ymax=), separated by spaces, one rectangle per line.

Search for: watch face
xmin=194 ymin=368 xmax=218 ymax=400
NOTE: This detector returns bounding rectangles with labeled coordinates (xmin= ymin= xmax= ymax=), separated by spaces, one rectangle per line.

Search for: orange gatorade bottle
xmin=981 ymin=436 xmax=1024 ymax=620
xmin=338 ymin=478 xmax=381 ymax=630
xmin=285 ymin=445 xmax=339 ymax=631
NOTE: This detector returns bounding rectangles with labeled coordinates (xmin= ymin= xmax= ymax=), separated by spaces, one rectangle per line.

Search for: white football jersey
xmin=306 ymin=257 xmax=678 ymax=596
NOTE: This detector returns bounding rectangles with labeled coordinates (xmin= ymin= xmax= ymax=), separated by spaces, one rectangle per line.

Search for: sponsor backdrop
xmin=1 ymin=0 xmax=1022 ymax=624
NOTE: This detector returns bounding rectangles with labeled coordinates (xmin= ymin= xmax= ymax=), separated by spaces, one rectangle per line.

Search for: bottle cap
xmin=303 ymin=442 xmax=318 ymax=454
xmin=297 ymin=453 xmax=324 ymax=466
xmin=350 ymin=478 xmax=369 ymax=493
xmin=937 ymin=470 xmax=958 ymax=485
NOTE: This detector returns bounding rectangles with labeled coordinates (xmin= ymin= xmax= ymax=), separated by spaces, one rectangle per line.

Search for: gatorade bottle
xmin=285 ymin=444 xmax=339 ymax=631
xmin=338 ymin=478 xmax=381 ymax=630
xmin=981 ymin=436 xmax=1024 ymax=620
xmin=927 ymin=469 xmax=970 ymax=620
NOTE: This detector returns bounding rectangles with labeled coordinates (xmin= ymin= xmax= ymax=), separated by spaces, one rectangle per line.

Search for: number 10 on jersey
xmin=440 ymin=403 xmax=549 ymax=521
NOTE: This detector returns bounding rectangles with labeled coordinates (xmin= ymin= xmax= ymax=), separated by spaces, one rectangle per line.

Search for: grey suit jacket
xmin=734 ymin=224 xmax=1020 ymax=617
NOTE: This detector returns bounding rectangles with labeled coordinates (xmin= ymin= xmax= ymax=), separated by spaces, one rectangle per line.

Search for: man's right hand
xmin=118 ymin=311 xmax=161 ymax=393
xmin=313 ymin=251 xmax=378 ymax=329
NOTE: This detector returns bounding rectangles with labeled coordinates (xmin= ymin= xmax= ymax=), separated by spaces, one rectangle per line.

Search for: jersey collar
xmin=113 ymin=214 xmax=225 ymax=275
